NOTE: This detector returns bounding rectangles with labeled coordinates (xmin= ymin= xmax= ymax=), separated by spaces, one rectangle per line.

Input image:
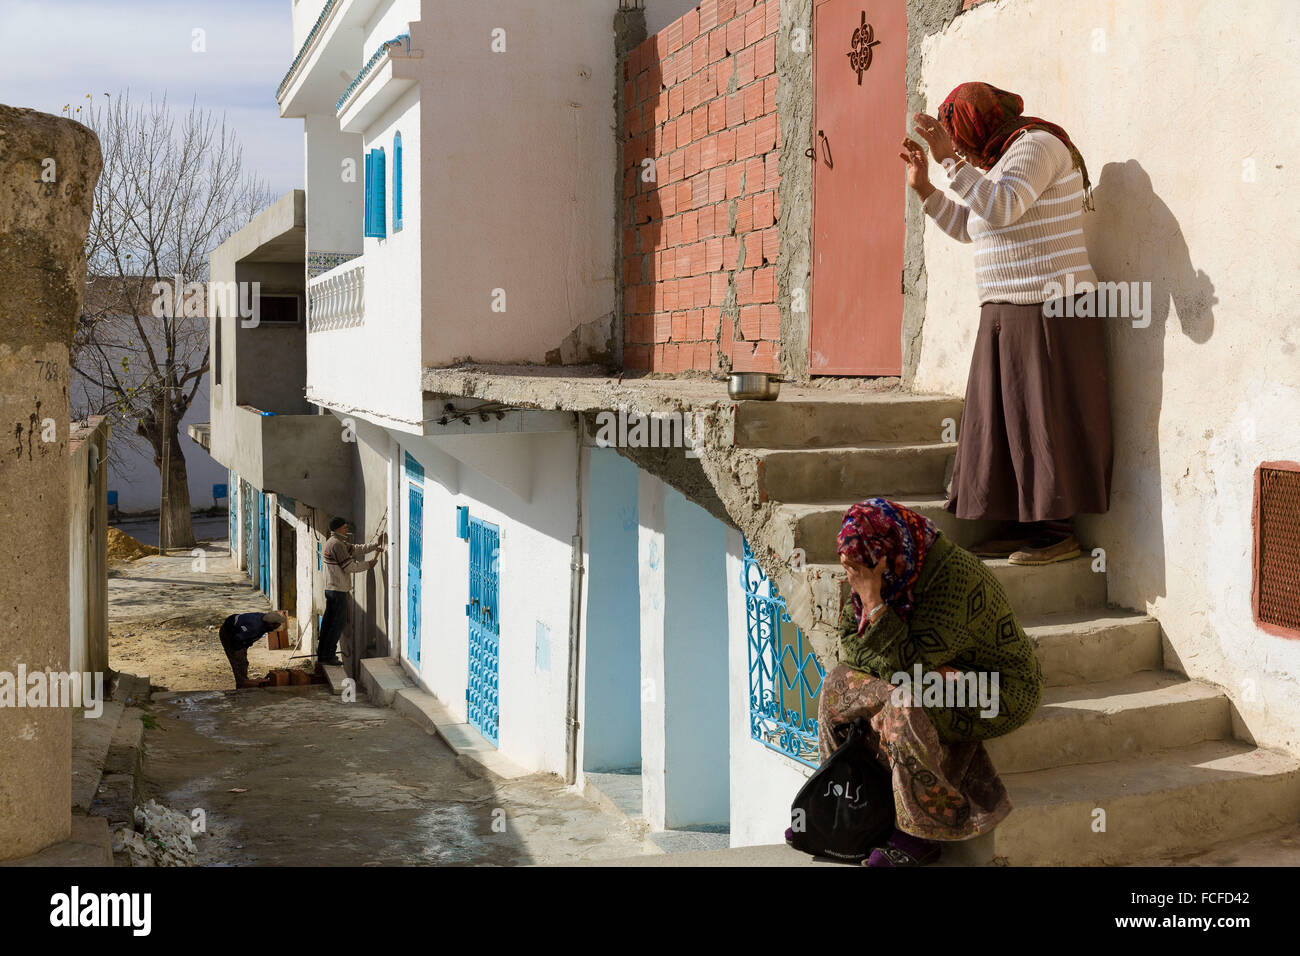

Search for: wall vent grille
xmin=1254 ymin=461 xmax=1300 ymax=637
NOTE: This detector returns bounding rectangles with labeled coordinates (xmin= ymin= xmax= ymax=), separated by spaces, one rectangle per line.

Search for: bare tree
xmin=70 ymin=92 xmax=271 ymax=548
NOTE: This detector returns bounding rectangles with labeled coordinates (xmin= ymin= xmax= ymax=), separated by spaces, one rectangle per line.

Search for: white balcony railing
xmin=307 ymin=256 xmax=364 ymax=332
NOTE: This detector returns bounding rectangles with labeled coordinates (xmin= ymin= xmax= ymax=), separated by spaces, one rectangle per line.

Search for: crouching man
xmin=219 ymin=610 xmax=286 ymax=688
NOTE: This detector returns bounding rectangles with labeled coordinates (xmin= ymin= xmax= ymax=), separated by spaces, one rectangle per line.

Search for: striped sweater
xmin=923 ymin=129 xmax=1097 ymax=305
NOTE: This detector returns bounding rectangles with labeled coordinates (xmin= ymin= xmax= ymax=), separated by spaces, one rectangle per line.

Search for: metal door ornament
xmin=846 ymin=11 xmax=881 ymax=83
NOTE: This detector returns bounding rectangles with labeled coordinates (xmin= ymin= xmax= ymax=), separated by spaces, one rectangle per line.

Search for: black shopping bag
xmin=788 ymin=717 xmax=895 ymax=862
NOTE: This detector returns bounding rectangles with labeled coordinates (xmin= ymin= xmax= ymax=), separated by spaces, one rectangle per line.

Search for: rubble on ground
xmin=111 ymin=799 xmax=197 ymax=866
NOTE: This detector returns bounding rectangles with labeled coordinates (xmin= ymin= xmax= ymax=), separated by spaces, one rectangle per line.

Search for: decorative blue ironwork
xmin=336 ymin=34 xmax=411 ymax=112
xmin=743 ymin=537 xmax=825 ymax=768
xmin=465 ymin=515 xmax=500 ymax=746
xmin=257 ymin=491 xmax=270 ymax=594
xmin=403 ymin=451 xmax=424 ymax=482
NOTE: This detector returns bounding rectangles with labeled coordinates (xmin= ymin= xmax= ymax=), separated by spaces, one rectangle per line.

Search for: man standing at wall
xmin=319 ymin=517 xmax=381 ymax=668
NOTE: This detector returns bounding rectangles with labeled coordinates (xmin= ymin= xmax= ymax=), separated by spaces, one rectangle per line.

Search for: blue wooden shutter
xmin=364 ymin=148 xmax=387 ymax=238
xmin=393 ymin=132 xmax=403 ymax=231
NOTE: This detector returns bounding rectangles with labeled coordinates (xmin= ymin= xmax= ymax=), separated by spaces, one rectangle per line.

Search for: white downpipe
xmin=564 ymin=418 xmax=585 ymax=785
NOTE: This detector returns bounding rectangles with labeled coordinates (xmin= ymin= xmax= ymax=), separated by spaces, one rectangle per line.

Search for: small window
xmin=393 ymin=132 xmax=403 ymax=232
xmin=1253 ymin=461 xmax=1300 ymax=638
xmin=213 ymin=309 xmax=222 ymax=384
xmin=253 ymin=293 xmax=302 ymax=325
xmin=364 ymin=147 xmax=387 ymax=238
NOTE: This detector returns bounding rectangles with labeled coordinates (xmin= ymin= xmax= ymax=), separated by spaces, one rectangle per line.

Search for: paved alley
xmin=143 ymin=686 xmax=652 ymax=866
xmin=112 ymin=539 xmax=651 ymax=866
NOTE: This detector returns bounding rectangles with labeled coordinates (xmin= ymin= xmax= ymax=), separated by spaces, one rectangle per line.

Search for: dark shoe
xmin=863 ymin=829 xmax=941 ymax=867
xmin=1008 ymin=532 xmax=1082 ymax=566
xmin=318 ymin=655 xmax=343 ymax=667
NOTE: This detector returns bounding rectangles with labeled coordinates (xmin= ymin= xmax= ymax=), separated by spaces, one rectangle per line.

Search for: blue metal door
xmin=466 ymin=516 xmax=500 ymax=745
xmin=228 ymin=470 xmax=236 ymax=547
xmin=257 ymin=492 xmax=270 ymax=594
xmin=407 ymin=485 xmax=423 ymax=665
xmin=242 ymin=482 xmax=253 ymax=573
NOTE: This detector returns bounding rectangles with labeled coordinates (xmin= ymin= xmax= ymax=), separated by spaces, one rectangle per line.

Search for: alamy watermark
xmin=593 ymin=406 xmax=708 ymax=459
xmin=0 ymin=667 xmax=105 ymax=718
xmin=1043 ymin=274 xmax=1152 ymax=328
xmin=889 ymin=663 xmax=1000 ymax=718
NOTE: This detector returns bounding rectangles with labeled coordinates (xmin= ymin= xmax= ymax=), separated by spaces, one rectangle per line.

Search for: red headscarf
xmin=938 ymin=81 xmax=1093 ymax=210
xmin=836 ymin=498 xmax=938 ymax=627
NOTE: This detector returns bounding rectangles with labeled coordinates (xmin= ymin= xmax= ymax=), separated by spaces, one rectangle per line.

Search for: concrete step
xmin=733 ymin=395 xmax=963 ymax=450
xmin=980 ymin=554 xmax=1107 ymax=618
xmin=1022 ymin=609 xmax=1163 ymax=687
xmin=755 ymin=443 xmax=956 ymax=503
xmin=798 ymin=552 xmax=1107 ymax=629
xmin=947 ymin=739 xmax=1300 ymax=866
xmin=985 ymin=672 xmax=1230 ymax=774
xmin=779 ymin=497 xmax=1001 ymax=562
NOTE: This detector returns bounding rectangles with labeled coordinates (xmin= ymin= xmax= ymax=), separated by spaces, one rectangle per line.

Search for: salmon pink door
xmin=810 ymin=0 xmax=907 ymax=375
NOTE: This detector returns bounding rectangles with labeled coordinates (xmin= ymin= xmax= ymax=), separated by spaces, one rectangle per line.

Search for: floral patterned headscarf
xmin=937 ymin=81 xmax=1093 ymax=210
xmin=836 ymin=498 xmax=938 ymax=626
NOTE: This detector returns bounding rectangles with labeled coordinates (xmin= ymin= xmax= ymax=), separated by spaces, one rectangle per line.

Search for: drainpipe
xmin=564 ymin=416 xmax=586 ymax=785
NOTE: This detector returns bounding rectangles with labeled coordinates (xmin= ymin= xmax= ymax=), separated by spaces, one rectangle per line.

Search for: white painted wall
xmin=638 ymin=473 xmax=731 ymax=830
xmin=914 ymin=0 xmax=1300 ymax=749
xmin=414 ymin=0 xmax=618 ymax=366
xmin=724 ymin=526 xmax=814 ymax=846
xmin=398 ymin=425 xmax=580 ymax=776
xmin=305 ymin=91 xmax=423 ymax=429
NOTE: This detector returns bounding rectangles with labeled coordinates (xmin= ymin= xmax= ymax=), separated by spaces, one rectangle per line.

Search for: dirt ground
xmin=109 ymin=541 xmax=303 ymax=692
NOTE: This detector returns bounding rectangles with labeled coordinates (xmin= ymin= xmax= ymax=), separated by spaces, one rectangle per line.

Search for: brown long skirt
xmin=944 ymin=296 xmax=1113 ymax=522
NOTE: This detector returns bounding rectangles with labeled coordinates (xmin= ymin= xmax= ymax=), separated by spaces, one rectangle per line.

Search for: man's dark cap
xmin=329 ymin=517 xmax=349 ymax=532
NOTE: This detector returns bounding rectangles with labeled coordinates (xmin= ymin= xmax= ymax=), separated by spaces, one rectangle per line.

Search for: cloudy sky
xmin=2 ymin=0 xmax=303 ymax=196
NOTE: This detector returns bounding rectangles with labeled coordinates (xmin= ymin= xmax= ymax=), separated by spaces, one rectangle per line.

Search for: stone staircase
xmin=719 ymin=392 xmax=1300 ymax=865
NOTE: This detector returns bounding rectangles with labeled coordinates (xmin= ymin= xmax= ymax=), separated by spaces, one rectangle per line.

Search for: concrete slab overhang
xmin=210 ymin=191 xmax=305 ymax=279
xmin=212 ymin=404 xmax=352 ymax=517
xmin=278 ymin=0 xmax=389 ymax=119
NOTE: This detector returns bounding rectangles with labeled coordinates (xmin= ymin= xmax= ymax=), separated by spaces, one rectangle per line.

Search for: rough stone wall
xmin=0 ymin=104 xmax=101 ymax=859
xmin=621 ymin=0 xmax=782 ymax=374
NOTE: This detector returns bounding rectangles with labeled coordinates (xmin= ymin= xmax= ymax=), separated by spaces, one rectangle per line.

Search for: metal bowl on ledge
xmin=727 ymin=372 xmax=782 ymax=401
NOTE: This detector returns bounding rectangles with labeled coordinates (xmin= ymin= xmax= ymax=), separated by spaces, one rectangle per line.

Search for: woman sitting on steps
xmin=812 ymin=498 xmax=1043 ymax=867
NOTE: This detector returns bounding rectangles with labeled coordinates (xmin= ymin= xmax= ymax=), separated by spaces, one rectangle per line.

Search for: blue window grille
xmin=392 ymin=132 xmax=403 ymax=232
xmin=743 ymin=537 xmax=825 ymax=768
xmin=364 ymin=147 xmax=386 ymax=238
xmin=316 ymin=539 xmax=322 ymax=571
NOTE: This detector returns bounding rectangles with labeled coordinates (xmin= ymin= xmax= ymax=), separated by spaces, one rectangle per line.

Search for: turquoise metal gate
xmin=405 ymin=453 xmax=424 ymax=666
xmin=465 ymin=515 xmax=500 ymax=745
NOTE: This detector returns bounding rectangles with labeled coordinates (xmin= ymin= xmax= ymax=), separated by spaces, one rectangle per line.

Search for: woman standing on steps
xmin=807 ymin=498 xmax=1043 ymax=866
xmin=900 ymin=82 xmax=1113 ymax=566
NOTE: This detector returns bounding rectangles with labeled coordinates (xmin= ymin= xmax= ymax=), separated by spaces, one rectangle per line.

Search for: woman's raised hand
xmin=910 ymin=112 xmax=958 ymax=165
xmin=899 ymin=137 xmax=934 ymax=200
xmin=840 ymin=553 xmax=886 ymax=610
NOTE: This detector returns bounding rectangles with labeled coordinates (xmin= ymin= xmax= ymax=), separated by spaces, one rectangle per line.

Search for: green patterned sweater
xmin=838 ymin=533 xmax=1043 ymax=743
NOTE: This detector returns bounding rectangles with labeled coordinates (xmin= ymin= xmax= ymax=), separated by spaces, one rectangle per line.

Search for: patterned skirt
xmin=817 ymin=664 xmax=1012 ymax=841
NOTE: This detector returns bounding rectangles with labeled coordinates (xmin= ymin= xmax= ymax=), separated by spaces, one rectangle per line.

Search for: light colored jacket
xmin=323 ymin=533 xmax=377 ymax=593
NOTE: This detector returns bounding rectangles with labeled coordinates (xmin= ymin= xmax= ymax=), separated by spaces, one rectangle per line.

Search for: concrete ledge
xmin=3 ymin=815 xmax=113 ymax=867
xmin=359 ymin=656 xmax=413 ymax=706
xmin=321 ymin=664 xmax=348 ymax=695
xmin=391 ymin=686 xmax=530 ymax=781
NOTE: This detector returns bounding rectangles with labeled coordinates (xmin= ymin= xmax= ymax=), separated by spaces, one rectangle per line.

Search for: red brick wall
xmin=621 ymin=0 xmax=781 ymax=374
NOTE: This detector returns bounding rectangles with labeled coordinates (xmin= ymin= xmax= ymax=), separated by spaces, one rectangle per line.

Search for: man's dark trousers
xmin=318 ymin=589 xmax=348 ymax=662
